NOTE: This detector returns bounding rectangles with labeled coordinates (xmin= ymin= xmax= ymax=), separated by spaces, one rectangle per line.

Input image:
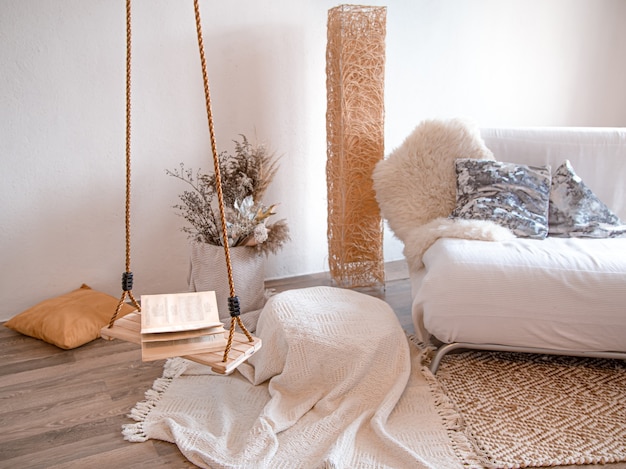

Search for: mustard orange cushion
xmin=4 ymin=284 xmax=136 ymax=349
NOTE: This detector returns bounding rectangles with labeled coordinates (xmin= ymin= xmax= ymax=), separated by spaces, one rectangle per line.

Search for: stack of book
xmin=140 ymin=291 xmax=226 ymax=361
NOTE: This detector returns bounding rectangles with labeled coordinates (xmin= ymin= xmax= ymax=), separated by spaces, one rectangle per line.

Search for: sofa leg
xmin=429 ymin=343 xmax=467 ymax=374
xmin=429 ymin=342 xmax=626 ymax=374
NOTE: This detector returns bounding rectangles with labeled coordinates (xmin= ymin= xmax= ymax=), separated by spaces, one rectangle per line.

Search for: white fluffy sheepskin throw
xmin=373 ymin=118 xmax=514 ymax=268
xmin=373 ymin=118 xmax=493 ymax=241
xmin=403 ymin=218 xmax=515 ymax=269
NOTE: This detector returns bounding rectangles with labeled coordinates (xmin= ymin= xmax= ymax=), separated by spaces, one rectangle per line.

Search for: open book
xmin=140 ymin=291 xmax=226 ymax=361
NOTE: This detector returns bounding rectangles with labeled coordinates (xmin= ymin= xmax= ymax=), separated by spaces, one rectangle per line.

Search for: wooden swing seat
xmin=101 ymin=312 xmax=261 ymax=375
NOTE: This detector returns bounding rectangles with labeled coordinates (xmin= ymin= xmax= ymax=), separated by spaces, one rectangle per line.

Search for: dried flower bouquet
xmin=167 ymin=135 xmax=290 ymax=256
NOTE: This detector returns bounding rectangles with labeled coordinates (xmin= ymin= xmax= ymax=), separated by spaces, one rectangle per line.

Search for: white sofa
xmin=373 ymin=120 xmax=626 ymax=372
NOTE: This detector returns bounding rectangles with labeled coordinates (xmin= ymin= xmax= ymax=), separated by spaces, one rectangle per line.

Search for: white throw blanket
xmin=123 ymin=287 xmax=479 ymax=468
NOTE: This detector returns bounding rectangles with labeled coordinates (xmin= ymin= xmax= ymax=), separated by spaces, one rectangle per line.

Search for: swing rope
xmin=109 ymin=0 xmax=140 ymax=328
xmin=109 ymin=0 xmax=254 ymax=364
xmin=192 ymin=0 xmax=254 ymax=361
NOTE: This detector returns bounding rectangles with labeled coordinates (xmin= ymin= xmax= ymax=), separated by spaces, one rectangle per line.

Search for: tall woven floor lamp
xmin=326 ymin=5 xmax=387 ymax=289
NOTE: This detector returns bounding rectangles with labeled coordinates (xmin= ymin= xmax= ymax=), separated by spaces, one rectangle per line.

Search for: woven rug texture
xmin=434 ymin=351 xmax=626 ymax=468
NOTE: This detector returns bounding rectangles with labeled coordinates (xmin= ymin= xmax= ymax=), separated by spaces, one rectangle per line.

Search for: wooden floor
xmin=1 ymin=261 xmax=623 ymax=469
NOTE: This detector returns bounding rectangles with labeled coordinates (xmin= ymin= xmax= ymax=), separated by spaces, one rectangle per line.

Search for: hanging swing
xmin=101 ymin=0 xmax=262 ymax=375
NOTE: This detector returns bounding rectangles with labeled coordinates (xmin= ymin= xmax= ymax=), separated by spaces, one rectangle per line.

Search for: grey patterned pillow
xmin=450 ymin=159 xmax=551 ymax=239
xmin=549 ymin=160 xmax=626 ymax=238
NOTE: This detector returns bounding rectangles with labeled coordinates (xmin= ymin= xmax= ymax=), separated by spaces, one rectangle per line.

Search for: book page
xmin=140 ymin=291 xmax=221 ymax=334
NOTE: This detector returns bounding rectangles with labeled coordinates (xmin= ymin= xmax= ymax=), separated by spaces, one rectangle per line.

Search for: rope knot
xmin=122 ymin=271 xmax=134 ymax=291
xmin=227 ymin=296 xmax=241 ymax=317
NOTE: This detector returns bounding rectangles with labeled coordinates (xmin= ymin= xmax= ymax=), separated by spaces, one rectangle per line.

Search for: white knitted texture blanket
xmin=123 ymin=287 xmax=478 ymax=469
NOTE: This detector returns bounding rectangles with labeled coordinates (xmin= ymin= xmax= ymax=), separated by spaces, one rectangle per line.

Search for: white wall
xmin=2 ymin=0 xmax=625 ymax=320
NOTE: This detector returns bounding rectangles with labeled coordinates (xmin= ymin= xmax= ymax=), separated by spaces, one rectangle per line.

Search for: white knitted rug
xmin=123 ymin=287 xmax=478 ymax=469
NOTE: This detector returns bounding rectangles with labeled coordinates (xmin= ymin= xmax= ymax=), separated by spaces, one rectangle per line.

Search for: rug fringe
xmin=422 ymin=365 xmax=490 ymax=469
xmin=162 ymin=356 xmax=191 ymax=378
xmin=407 ymin=335 xmax=489 ymax=469
xmin=122 ymin=357 xmax=190 ymax=442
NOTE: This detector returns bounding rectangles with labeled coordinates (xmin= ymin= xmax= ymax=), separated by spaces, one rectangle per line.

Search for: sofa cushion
xmin=549 ymin=160 xmax=626 ymax=238
xmin=416 ymin=236 xmax=626 ymax=353
xmin=450 ymin=159 xmax=551 ymax=239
